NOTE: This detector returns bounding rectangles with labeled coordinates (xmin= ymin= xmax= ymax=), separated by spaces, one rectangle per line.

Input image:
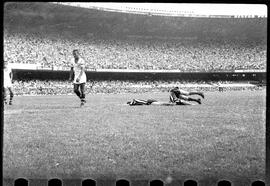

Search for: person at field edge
xmin=69 ymin=49 xmax=87 ymax=106
xmin=3 ymin=61 xmax=14 ymax=105
xmin=169 ymin=87 xmax=204 ymax=105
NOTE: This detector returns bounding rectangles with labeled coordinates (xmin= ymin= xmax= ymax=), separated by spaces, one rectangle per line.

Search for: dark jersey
xmin=170 ymin=88 xmax=180 ymax=98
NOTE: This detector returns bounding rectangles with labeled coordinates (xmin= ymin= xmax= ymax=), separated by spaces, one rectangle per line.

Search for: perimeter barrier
xmin=12 ymin=69 xmax=266 ymax=83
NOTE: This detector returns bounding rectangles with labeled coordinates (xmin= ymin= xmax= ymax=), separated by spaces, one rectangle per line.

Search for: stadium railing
xmin=12 ymin=69 xmax=266 ymax=82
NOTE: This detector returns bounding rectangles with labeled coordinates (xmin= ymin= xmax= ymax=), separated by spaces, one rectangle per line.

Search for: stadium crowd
xmin=12 ymin=80 xmax=263 ymax=96
xmin=4 ymin=31 xmax=266 ymax=71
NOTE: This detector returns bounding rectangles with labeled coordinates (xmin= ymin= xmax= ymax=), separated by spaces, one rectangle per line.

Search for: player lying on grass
xmin=127 ymin=87 xmax=204 ymax=106
xmin=127 ymin=99 xmax=196 ymax=106
xmin=169 ymin=87 xmax=204 ymax=104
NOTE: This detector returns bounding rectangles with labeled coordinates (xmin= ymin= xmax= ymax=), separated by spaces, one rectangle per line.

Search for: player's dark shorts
xmin=170 ymin=92 xmax=189 ymax=102
xmin=73 ymin=83 xmax=86 ymax=99
xmin=74 ymin=83 xmax=85 ymax=91
xmin=169 ymin=93 xmax=178 ymax=103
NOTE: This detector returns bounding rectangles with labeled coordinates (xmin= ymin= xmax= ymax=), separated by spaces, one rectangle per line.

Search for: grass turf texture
xmin=3 ymin=90 xmax=265 ymax=182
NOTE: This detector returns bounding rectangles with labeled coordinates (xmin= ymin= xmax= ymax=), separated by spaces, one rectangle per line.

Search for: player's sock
xmin=198 ymin=92 xmax=204 ymax=99
xmin=129 ymin=99 xmax=138 ymax=106
xmin=147 ymin=99 xmax=157 ymax=105
xmin=80 ymin=101 xmax=84 ymax=107
xmin=133 ymin=99 xmax=148 ymax=105
xmin=128 ymin=99 xmax=145 ymax=106
xmin=74 ymin=90 xmax=81 ymax=98
xmin=188 ymin=97 xmax=201 ymax=104
xmin=80 ymin=93 xmax=86 ymax=103
xmin=80 ymin=97 xmax=85 ymax=107
xmin=9 ymin=92 xmax=14 ymax=105
xmin=131 ymin=99 xmax=137 ymax=105
xmin=189 ymin=92 xmax=204 ymax=99
xmin=3 ymin=91 xmax=7 ymax=104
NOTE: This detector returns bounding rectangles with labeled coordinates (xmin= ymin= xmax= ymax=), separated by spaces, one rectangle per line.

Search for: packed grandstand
xmin=3 ymin=2 xmax=267 ymax=95
xmin=4 ymin=31 xmax=266 ymax=71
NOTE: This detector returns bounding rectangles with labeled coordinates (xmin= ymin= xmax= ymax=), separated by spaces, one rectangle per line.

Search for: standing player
xmin=169 ymin=87 xmax=204 ymax=104
xmin=3 ymin=61 xmax=14 ymax=105
xmin=69 ymin=49 xmax=87 ymax=106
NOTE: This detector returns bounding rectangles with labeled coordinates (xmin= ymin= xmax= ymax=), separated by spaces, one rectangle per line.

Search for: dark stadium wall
xmin=12 ymin=70 xmax=266 ymax=82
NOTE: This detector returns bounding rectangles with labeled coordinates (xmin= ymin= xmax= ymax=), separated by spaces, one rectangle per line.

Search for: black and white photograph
xmin=3 ymin=2 xmax=267 ymax=186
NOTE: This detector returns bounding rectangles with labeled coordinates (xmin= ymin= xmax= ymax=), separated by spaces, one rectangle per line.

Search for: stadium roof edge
xmin=52 ymin=2 xmax=267 ymax=18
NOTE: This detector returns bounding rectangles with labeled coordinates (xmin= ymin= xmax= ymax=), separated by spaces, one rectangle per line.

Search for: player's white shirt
xmin=4 ymin=66 xmax=12 ymax=88
xmin=72 ymin=57 xmax=87 ymax=84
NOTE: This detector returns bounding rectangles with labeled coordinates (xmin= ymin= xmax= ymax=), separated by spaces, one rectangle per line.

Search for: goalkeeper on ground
xmin=127 ymin=98 xmax=198 ymax=106
xmin=169 ymin=87 xmax=204 ymax=105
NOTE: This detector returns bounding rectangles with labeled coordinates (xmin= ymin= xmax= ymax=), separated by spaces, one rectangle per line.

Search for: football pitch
xmin=3 ymin=90 xmax=266 ymax=183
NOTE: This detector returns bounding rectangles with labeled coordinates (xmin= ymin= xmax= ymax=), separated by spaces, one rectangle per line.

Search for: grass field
xmin=3 ymin=90 xmax=266 ymax=183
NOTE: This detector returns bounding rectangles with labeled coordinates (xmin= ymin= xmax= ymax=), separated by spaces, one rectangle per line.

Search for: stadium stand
xmin=4 ymin=31 xmax=266 ymax=71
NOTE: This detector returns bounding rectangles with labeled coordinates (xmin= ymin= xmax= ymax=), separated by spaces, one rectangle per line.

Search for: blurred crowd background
xmin=4 ymin=31 xmax=266 ymax=71
xmin=12 ymin=80 xmax=263 ymax=96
